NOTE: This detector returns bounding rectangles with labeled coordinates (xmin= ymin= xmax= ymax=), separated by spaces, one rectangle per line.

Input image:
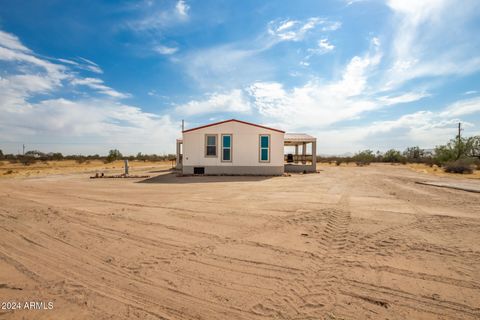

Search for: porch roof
xmin=284 ymin=133 xmax=316 ymax=145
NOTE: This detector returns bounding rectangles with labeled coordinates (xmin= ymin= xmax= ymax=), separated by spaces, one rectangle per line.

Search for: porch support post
xmin=295 ymin=145 xmax=299 ymax=163
xmin=302 ymin=142 xmax=306 ymax=164
xmin=311 ymin=140 xmax=317 ymax=171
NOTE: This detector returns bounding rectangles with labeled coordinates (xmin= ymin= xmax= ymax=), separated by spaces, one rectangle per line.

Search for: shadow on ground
xmin=137 ymin=172 xmax=274 ymax=184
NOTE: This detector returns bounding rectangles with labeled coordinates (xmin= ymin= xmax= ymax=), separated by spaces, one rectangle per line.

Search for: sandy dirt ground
xmin=0 ymin=164 xmax=479 ymax=319
xmin=0 ymin=160 xmax=175 ymax=179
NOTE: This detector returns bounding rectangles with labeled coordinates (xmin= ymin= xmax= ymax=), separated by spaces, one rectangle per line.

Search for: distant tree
xmin=0 ymin=149 xmax=4 ymax=160
xmin=50 ymin=152 xmax=63 ymax=161
xmin=433 ymin=135 xmax=480 ymax=174
xmin=383 ymin=149 xmax=405 ymax=163
xmin=434 ymin=144 xmax=457 ymax=164
xmin=353 ymin=150 xmax=375 ymax=166
xmin=105 ymin=149 xmax=123 ymax=163
xmin=433 ymin=136 xmax=474 ymax=164
xmin=466 ymin=136 xmax=480 ymax=158
xmin=403 ymin=146 xmax=425 ymax=162
xmin=25 ymin=150 xmax=45 ymax=157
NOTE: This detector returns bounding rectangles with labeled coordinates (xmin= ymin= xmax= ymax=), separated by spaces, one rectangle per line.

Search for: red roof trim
xmin=182 ymin=119 xmax=285 ymax=133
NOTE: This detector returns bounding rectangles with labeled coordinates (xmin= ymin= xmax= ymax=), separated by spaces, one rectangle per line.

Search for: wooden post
xmin=302 ymin=142 xmax=306 ymax=164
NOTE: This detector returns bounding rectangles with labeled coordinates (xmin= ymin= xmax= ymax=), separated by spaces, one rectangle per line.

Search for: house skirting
xmin=182 ymin=165 xmax=284 ymax=176
xmin=284 ymin=163 xmax=316 ymax=173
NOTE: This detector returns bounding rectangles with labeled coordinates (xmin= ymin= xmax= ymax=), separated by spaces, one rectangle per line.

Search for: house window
xmin=222 ymin=134 xmax=232 ymax=162
xmin=259 ymin=134 xmax=270 ymax=162
xmin=205 ymin=135 xmax=217 ymax=157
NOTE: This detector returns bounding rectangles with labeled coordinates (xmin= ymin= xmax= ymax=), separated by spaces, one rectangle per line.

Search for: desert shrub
xmin=50 ymin=152 xmax=64 ymax=161
xmin=336 ymin=160 xmax=342 ymax=166
xmin=434 ymin=136 xmax=480 ymax=165
xmin=105 ymin=149 xmax=123 ymax=163
xmin=434 ymin=144 xmax=458 ymax=164
xmin=18 ymin=156 xmax=37 ymax=166
xmin=403 ymin=146 xmax=425 ymax=163
xmin=353 ymin=150 xmax=375 ymax=166
xmin=76 ymin=157 xmax=87 ymax=164
xmin=443 ymin=158 xmax=474 ymax=174
xmin=4 ymin=169 xmax=13 ymax=175
xmin=383 ymin=149 xmax=405 ymax=163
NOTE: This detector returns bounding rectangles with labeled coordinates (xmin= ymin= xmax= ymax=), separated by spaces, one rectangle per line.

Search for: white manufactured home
xmin=175 ymin=119 xmax=317 ymax=175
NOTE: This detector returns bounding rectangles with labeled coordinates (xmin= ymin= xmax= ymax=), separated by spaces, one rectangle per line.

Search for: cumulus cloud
xmin=310 ymin=101 xmax=478 ymax=155
xmin=0 ymin=29 xmax=178 ymax=154
xmin=246 ymin=37 xmax=434 ymax=132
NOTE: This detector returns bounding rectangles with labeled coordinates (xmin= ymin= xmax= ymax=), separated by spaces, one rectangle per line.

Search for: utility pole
xmin=458 ymin=122 xmax=462 ymax=142
xmin=181 ymin=120 xmax=184 ymax=132
xmin=456 ymin=122 xmax=463 ymax=160
xmin=22 ymin=144 xmax=25 ymax=155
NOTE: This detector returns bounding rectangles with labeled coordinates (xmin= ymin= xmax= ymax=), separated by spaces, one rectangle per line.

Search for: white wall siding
xmin=183 ymin=121 xmax=284 ymax=168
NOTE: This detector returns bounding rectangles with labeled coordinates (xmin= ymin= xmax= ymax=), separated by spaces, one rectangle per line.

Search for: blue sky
xmin=1 ymin=0 xmax=480 ymax=155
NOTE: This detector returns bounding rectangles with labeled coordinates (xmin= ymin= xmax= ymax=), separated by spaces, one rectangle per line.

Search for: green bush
xmin=383 ymin=149 xmax=405 ymax=163
xmin=403 ymin=146 xmax=425 ymax=163
xmin=105 ymin=149 xmax=123 ymax=163
xmin=353 ymin=150 xmax=375 ymax=166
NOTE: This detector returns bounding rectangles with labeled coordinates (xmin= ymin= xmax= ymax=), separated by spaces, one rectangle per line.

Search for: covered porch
xmin=284 ymin=133 xmax=317 ymax=173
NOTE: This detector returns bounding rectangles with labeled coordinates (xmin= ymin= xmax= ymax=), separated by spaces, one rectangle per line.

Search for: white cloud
xmin=307 ymin=38 xmax=335 ymax=57
xmin=57 ymin=57 xmax=103 ymax=74
xmin=0 ymin=29 xmax=179 ymax=155
xmin=345 ymin=0 xmax=366 ymax=6
xmin=154 ymin=45 xmax=179 ymax=55
xmin=175 ymin=89 xmax=251 ymax=116
xmin=382 ymin=0 xmax=480 ymax=90
xmin=439 ymin=97 xmax=480 ymax=117
xmin=176 ymin=0 xmax=189 ymax=18
xmin=318 ymin=39 xmax=335 ymax=51
xmin=313 ymin=95 xmax=480 ymax=154
xmin=126 ymin=0 xmax=190 ymax=32
xmin=0 ymin=97 xmax=180 ymax=154
xmin=182 ymin=17 xmax=341 ymax=88
xmin=464 ymin=90 xmax=477 ymax=95
xmin=377 ymin=91 xmax=430 ymax=106
xmin=71 ymin=77 xmax=130 ymax=99
xmin=268 ymin=18 xmax=340 ymax=42
xmin=246 ymin=37 xmax=434 ymax=131
xmin=0 ymin=30 xmax=31 ymax=52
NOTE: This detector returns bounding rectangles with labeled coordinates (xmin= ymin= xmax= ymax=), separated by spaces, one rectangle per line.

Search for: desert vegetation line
xmin=1 ymin=134 xmax=479 ymax=174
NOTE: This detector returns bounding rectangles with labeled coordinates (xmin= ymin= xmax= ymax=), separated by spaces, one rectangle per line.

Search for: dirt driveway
xmin=0 ymin=164 xmax=479 ymax=319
